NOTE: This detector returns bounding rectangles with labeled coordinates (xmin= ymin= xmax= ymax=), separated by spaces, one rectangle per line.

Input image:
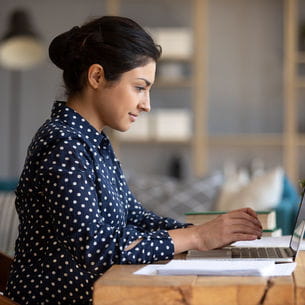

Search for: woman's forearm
xmin=168 ymin=226 xmax=199 ymax=254
xmin=168 ymin=208 xmax=262 ymax=254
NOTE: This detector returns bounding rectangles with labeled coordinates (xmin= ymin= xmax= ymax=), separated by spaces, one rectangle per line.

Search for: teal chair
xmin=275 ymin=175 xmax=300 ymax=235
xmin=0 ymin=180 xmax=18 ymax=192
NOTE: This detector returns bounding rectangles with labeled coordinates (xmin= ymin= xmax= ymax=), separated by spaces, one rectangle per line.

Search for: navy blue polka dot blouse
xmin=5 ymin=101 xmax=188 ymax=305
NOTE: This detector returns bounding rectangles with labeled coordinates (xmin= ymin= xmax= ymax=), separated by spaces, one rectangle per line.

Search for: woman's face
xmin=93 ymin=60 xmax=156 ymax=132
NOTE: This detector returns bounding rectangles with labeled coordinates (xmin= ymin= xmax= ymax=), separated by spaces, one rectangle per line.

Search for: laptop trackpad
xmin=187 ymin=249 xmax=232 ymax=259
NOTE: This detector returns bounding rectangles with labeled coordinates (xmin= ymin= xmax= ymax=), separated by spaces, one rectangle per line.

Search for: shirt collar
xmin=51 ymin=101 xmax=108 ymax=147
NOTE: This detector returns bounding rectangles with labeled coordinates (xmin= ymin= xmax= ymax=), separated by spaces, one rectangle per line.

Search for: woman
xmin=5 ymin=16 xmax=262 ymax=305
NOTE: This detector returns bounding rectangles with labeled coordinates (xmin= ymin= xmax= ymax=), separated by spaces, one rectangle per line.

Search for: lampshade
xmin=0 ymin=9 xmax=45 ymax=70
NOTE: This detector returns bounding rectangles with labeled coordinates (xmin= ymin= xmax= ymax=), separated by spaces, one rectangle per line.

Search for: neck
xmin=66 ymin=93 xmax=104 ymax=132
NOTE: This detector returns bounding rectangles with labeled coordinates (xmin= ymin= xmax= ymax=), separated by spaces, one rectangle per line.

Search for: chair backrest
xmin=0 ymin=193 xmax=18 ymax=256
xmin=0 ymin=251 xmax=13 ymax=293
xmin=0 ymin=252 xmax=20 ymax=305
xmin=0 ymin=294 xmax=20 ymax=305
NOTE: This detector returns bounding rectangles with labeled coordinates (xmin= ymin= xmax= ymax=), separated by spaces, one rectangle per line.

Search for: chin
xmin=115 ymin=125 xmax=130 ymax=132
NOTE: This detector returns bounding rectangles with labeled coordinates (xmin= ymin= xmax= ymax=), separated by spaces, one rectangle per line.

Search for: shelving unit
xmin=105 ymin=0 xmax=303 ymax=185
xmin=106 ymin=0 xmax=208 ymax=178
xmin=283 ymin=0 xmax=303 ymax=184
xmin=192 ymin=0 xmax=208 ymax=177
xmin=209 ymin=134 xmax=283 ymax=147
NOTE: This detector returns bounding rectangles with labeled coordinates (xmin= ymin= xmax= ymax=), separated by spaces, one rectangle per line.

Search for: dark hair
xmin=49 ymin=16 xmax=162 ymax=97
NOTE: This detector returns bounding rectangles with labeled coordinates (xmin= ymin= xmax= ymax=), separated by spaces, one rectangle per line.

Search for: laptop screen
xmin=290 ymin=191 xmax=305 ymax=253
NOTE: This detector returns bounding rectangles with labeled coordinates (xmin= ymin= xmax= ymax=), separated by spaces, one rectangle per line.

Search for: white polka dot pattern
xmin=5 ymin=101 xmax=187 ymax=305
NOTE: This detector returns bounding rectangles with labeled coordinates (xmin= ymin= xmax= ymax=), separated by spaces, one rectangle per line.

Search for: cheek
xmin=121 ymin=86 xmax=134 ymax=98
xmin=117 ymin=88 xmax=137 ymax=107
xmin=100 ymin=86 xmax=137 ymax=120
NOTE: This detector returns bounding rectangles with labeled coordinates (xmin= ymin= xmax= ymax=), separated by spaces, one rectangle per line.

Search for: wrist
xmin=168 ymin=226 xmax=198 ymax=254
xmin=189 ymin=224 xmax=210 ymax=251
xmin=188 ymin=225 xmax=201 ymax=250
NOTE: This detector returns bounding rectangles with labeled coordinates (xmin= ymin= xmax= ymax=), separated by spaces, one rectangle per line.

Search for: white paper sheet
xmin=134 ymin=265 xmax=160 ymax=275
xmin=266 ymin=262 xmax=297 ymax=276
xmin=156 ymin=260 xmax=274 ymax=276
xmin=133 ymin=260 xmax=296 ymax=277
xmin=232 ymin=236 xmax=305 ymax=250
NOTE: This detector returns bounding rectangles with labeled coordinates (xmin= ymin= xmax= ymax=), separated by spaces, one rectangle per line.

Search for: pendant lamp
xmin=0 ymin=9 xmax=45 ymax=70
xmin=0 ymin=8 xmax=45 ymax=178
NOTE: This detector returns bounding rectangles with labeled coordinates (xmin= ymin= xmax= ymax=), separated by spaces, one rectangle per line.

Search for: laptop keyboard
xmin=231 ymin=247 xmax=293 ymax=258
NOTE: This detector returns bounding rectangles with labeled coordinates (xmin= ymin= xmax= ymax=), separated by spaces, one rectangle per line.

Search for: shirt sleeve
xmin=111 ymin=155 xmax=189 ymax=232
xmin=38 ymin=141 xmax=176 ymax=274
xmin=125 ymin=189 xmax=190 ymax=231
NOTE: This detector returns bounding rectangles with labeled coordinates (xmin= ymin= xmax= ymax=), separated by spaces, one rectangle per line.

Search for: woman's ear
xmin=87 ymin=64 xmax=105 ymax=89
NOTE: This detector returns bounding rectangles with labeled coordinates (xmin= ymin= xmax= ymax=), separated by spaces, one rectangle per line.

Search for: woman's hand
xmin=191 ymin=208 xmax=263 ymax=251
xmin=168 ymin=208 xmax=263 ymax=254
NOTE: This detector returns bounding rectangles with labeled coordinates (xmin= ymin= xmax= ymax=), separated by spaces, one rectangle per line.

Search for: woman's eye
xmin=136 ymin=86 xmax=145 ymax=92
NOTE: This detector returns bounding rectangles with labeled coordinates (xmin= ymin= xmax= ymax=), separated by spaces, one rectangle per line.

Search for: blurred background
xmin=0 ymin=0 xmax=305 ymax=253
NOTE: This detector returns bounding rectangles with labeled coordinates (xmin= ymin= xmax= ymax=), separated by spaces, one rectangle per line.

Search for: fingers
xmin=243 ymin=208 xmax=262 ymax=227
xmin=228 ymin=208 xmax=262 ymax=229
xmin=193 ymin=207 xmax=264 ymax=251
xmin=218 ymin=211 xmax=263 ymax=239
xmin=234 ymin=207 xmax=257 ymax=218
xmin=219 ymin=233 xmax=259 ymax=248
xmin=231 ymin=233 xmax=258 ymax=242
xmin=195 ymin=218 xmax=261 ymax=250
xmin=217 ymin=220 xmax=262 ymax=247
xmin=229 ymin=223 xmax=262 ymax=238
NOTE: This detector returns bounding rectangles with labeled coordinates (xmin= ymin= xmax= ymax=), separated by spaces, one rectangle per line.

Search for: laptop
xmin=187 ymin=191 xmax=305 ymax=262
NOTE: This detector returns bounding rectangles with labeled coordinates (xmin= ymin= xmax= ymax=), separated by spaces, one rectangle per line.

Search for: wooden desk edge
xmin=93 ymin=251 xmax=305 ymax=305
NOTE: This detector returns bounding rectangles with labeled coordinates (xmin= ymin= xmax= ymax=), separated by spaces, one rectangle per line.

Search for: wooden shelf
xmin=208 ymin=134 xmax=283 ymax=147
xmin=297 ymin=52 xmax=305 ymax=63
xmin=296 ymin=78 xmax=305 ymax=88
xmin=116 ymin=134 xmax=286 ymax=147
xmin=116 ymin=134 xmax=305 ymax=147
xmin=297 ymin=135 xmax=305 ymax=146
xmin=117 ymin=138 xmax=192 ymax=145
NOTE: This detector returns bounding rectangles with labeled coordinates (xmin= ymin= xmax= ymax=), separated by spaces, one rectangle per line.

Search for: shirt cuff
xmin=121 ymin=230 xmax=175 ymax=264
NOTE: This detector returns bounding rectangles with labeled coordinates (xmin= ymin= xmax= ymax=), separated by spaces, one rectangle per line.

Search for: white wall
xmin=208 ymin=0 xmax=283 ymax=134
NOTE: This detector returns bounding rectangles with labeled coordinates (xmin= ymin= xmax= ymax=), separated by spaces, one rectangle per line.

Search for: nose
xmin=139 ymin=94 xmax=151 ymax=113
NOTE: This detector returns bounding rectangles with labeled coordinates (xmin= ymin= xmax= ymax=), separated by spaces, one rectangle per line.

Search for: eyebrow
xmin=137 ymin=78 xmax=151 ymax=87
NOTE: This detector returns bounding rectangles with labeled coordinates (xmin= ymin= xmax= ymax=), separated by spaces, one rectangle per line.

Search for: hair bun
xmin=49 ymin=26 xmax=80 ymax=70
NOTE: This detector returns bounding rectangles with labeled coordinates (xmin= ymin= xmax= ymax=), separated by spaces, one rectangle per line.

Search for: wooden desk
xmin=94 ymin=251 xmax=305 ymax=305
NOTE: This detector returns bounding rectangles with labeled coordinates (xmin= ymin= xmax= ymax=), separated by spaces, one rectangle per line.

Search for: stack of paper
xmin=232 ymin=236 xmax=305 ymax=249
xmin=148 ymin=27 xmax=192 ymax=58
xmin=134 ymin=259 xmax=296 ymax=277
xmin=154 ymin=109 xmax=192 ymax=141
xmin=156 ymin=260 xmax=274 ymax=276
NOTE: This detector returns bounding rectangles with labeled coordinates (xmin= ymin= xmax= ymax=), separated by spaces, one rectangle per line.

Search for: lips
xmin=128 ymin=112 xmax=138 ymax=122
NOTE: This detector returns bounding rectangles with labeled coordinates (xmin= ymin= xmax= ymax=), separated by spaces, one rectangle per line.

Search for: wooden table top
xmin=93 ymin=251 xmax=305 ymax=305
